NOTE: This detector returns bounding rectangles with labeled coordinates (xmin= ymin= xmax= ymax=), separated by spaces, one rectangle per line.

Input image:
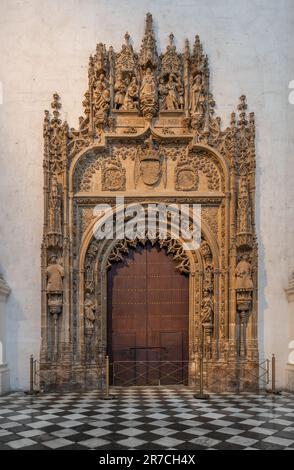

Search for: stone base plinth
xmin=39 ymin=363 xmax=103 ymax=392
xmin=285 ymin=363 xmax=294 ymax=392
xmin=0 ymin=364 xmax=10 ymax=395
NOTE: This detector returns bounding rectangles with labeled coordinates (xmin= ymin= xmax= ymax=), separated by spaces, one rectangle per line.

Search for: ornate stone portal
xmin=40 ymin=14 xmax=258 ymax=391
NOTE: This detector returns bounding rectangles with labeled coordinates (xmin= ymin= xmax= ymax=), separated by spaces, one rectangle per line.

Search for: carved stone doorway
xmin=107 ymin=243 xmax=189 ymax=386
xmin=40 ymin=13 xmax=259 ymax=392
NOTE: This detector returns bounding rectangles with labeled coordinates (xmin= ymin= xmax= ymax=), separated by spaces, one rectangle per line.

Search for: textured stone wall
xmin=0 ymin=0 xmax=293 ymax=389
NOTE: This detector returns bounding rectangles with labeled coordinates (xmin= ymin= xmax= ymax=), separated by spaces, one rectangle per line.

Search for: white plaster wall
xmin=0 ymin=0 xmax=293 ymax=389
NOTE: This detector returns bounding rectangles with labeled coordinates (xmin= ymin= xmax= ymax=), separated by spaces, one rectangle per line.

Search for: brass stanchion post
xmin=30 ymin=354 xmax=34 ymax=394
xmin=267 ymin=353 xmax=280 ymax=395
xmin=102 ymin=355 xmax=116 ymax=400
xmin=194 ymin=324 xmax=210 ymax=400
xmin=25 ymin=354 xmax=38 ymax=395
xmin=272 ymin=354 xmax=276 ymax=393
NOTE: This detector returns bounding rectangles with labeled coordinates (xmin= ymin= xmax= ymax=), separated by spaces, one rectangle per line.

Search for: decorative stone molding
xmin=106 ymin=233 xmax=190 ymax=274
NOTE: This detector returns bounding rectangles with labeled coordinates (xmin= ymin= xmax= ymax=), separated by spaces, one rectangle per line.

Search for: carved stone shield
xmin=140 ymin=159 xmax=161 ymax=185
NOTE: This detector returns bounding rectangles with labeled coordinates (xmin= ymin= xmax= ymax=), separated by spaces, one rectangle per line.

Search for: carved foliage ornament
xmin=106 ymin=234 xmax=190 ymax=274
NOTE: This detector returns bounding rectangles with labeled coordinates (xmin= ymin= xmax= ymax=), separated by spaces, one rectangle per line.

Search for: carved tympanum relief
xmin=40 ymin=13 xmax=258 ymax=392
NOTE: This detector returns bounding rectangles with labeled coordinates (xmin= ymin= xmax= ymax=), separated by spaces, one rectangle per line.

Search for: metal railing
xmin=202 ymin=355 xmax=278 ymax=395
xmin=26 ymin=353 xmax=279 ymax=397
xmin=112 ymin=360 xmax=189 ymax=386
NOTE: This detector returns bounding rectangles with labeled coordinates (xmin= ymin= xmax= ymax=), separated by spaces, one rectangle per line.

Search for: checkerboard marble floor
xmin=0 ymin=387 xmax=294 ymax=450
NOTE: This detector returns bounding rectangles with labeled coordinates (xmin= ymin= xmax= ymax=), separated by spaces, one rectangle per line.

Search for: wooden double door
xmin=107 ymin=243 xmax=189 ymax=385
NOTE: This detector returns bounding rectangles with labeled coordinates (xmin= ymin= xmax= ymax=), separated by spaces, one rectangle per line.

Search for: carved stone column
xmin=236 ymin=288 xmax=252 ymax=356
xmin=235 ymin=253 xmax=253 ymax=357
xmin=0 ymin=274 xmax=10 ymax=394
xmin=46 ymin=257 xmax=64 ymax=361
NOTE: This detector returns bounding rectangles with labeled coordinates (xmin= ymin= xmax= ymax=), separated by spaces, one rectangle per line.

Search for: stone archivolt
xmin=40 ymin=14 xmax=258 ymax=392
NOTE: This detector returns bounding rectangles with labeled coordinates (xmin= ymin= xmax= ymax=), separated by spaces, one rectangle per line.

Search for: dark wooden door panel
xmin=160 ymin=331 xmax=185 ymax=385
xmin=108 ymin=243 xmax=189 ymax=385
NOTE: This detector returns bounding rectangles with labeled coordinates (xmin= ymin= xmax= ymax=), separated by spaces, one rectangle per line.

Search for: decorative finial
xmin=169 ymin=33 xmax=174 ymax=47
xmin=51 ymin=93 xmax=61 ymax=120
xmin=146 ymin=12 xmax=153 ymax=32
xmin=51 ymin=92 xmax=60 ymax=110
xmin=194 ymin=35 xmax=202 ymax=53
xmin=230 ymin=111 xmax=236 ymax=128
xmin=238 ymin=95 xmax=247 ymax=112
xmin=184 ymin=39 xmax=190 ymax=59
xmin=139 ymin=11 xmax=158 ymax=69
xmin=125 ymin=32 xmax=130 ymax=46
xmin=238 ymin=95 xmax=248 ymax=127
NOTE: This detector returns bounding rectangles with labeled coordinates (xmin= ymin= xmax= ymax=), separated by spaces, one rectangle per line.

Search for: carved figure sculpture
xmin=140 ymin=67 xmax=156 ymax=96
xmin=165 ymin=74 xmax=180 ymax=110
xmin=159 ymin=78 xmax=167 ymax=110
xmin=191 ymin=74 xmax=204 ymax=114
xmin=238 ymin=177 xmax=251 ymax=233
xmin=122 ymin=77 xmax=139 ymax=110
xmin=201 ymin=294 xmax=214 ymax=323
xmin=93 ymin=73 xmax=110 ymax=113
xmin=114 ymin=71 xmax=127 ymax=109
xmin=235 ymin=254 xmax=253 ymax=290
xmin=84 ymin=293 xmax=96 ymax=330
xmin=48 ymin=177 xmax=61 ymax=232
xmin=46 ymin=256 xmax=64 ymax=292
xmin=140 ymin=67 xmax=157 ymax=117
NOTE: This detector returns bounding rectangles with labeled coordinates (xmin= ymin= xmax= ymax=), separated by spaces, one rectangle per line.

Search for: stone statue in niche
xmin=46 ymin=256 xmax=64 ymax=292
xmin=114 ymin=71 xmax=127 ymax=110
xmin=122 ymin=77 xmax=139 ymax=110
xmin=201 ymin=294 xmax=214 ymax=324
xmin=140 ymin=67 xmax=156 ymax=97
xmin=159 ymin=78 xmax=167 ymax=110
xmin=235 ymin=254 xmax=253 ymax=290
xmin=48 ymin=177 xmax=62 ymax=233
xmin=159 ymin=74 xmax=183 ymax=111
xmin=84 ymin=293 xmax=96 ymax=330
xmin=190 ymin=73 xmax=205 ymax=114
xmin=140 ymin=67 xmax=158 ymax=117
xmin=238 ymin=176 xmax=251 ymax=233
xmin=165 ymin=74 xmax=180 ymax=110
xmin=46 ymin=255 xmax=64 ymax=326
xmin=93 ymin=73 xmax=110 ymax=113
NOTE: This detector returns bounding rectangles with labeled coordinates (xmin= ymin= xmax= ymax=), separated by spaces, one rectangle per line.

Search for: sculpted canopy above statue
xmin=57 ymin=12 xmax=220 ymax=141
xmin=44 ymin=12 xmax=256 ymax=161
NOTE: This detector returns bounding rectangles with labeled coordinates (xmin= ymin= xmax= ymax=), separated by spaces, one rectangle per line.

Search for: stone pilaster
xmin=0 ymin=274 xmax=10 ymax=394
